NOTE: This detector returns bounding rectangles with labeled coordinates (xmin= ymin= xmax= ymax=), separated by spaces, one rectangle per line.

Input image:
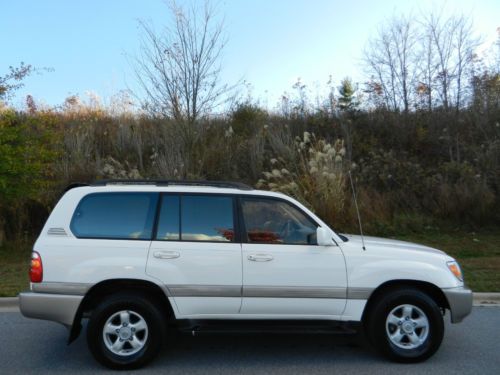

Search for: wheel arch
xmin=68 ymin=278 xmax=175 ymax=344
xmin=361 ymin=279 xmax=450 ymax=324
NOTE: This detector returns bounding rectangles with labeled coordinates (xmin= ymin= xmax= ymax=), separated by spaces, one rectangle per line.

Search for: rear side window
xmin=70 ymin=193 xmax=159 ymax=240
xmin=156 ymin=195 xmax=180 ymax=240
xmin=156 ymin=194 xmax=235 ymax=242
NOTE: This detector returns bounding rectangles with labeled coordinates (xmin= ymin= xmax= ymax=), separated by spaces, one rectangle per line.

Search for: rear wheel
xmin=366 ymin=288 xmax=444 ymax=362
xmin=87 ymin=293 xmax=166 ymax=370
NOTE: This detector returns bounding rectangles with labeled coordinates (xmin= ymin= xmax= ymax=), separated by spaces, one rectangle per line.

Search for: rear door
xmin=60 ymin=192 xmax=159 ymax=285
xmin=146 ymin=194 xmax=242 ymax=316
xmin=239 ymin=196 xmax=347 ymax=317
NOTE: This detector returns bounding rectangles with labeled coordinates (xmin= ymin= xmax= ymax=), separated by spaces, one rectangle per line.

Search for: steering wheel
xmin=278 ymin=219 xmax=295 ymax=241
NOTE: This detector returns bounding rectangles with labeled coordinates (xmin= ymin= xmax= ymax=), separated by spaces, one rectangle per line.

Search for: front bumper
xmin=442 ymin=286 xmax=473 ymax=323
xmin=19 ymin=292 xmax=83 ymax=327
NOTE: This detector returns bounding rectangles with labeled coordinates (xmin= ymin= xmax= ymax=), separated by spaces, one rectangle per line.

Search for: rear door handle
xmin=153 ymin=251 xmax=180 ymax=259
xmin=247 ymin=254 xmax=274 ymax=262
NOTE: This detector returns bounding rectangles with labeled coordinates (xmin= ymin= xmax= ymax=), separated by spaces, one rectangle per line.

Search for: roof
xmin=90 ymin=179 xmax=253 ymax=190
xmin=67 ymin=178 xmax=281 ymax=194
xmin=62 ymin=180 xmax=296 ymax=200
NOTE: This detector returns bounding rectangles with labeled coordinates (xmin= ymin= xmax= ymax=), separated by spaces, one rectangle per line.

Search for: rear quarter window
xmin=70 ymin=192 xmax=158 ymax=240
xmin=155 ymin=194 xmax=235 ymax=242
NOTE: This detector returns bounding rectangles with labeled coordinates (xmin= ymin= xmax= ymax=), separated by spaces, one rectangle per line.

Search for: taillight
xmin=29 ymin=251 xmax=43 ymax=283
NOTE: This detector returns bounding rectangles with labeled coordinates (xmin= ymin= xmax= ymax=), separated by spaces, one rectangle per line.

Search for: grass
xmin=0 ymin=229 xmax=499 ymax=297
xmin=0 ymin=239 xmax=31 ymax=297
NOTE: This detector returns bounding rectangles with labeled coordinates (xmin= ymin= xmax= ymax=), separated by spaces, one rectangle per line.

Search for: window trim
xmin=237 ymin=195 xmax=320 ymax=246
xmin=70 ymin=192 xmax=160 ymax=241
xmin=69 ymin=191 xmax=322 ymax=245
xmin=153 ymin=192 xmax=239 ymax=244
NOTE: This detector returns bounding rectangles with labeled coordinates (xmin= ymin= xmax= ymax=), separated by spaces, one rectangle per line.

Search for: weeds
xmin=0 ymin=93 xmax=499 ymax=242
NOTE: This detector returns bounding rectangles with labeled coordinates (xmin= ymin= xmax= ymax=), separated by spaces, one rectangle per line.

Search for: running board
xmin=173 ymin=319 xmax=360 ymax=336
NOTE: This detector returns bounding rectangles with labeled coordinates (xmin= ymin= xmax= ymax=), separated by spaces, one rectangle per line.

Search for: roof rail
xmin=64 ymin=182 xmax=89 ymax=192
xmin=90 ymin=179 xmax=254 ymax=190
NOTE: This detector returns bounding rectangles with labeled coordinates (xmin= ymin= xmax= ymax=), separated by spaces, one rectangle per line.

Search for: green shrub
xmin=0 ymin=109 xmax=59 ymax=241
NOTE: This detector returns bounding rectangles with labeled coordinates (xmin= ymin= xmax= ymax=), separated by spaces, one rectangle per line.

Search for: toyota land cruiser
xmin=19 ymin=180 xmax=472 ymax=369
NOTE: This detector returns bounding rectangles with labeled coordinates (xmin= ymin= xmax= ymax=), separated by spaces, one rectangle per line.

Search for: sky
xmin=1 ymin=0 xmax=499 ymax=109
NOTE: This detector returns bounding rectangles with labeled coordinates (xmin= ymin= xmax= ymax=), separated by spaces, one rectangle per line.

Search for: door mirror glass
xmin=317 ymin=227 xmax=335 ymax=246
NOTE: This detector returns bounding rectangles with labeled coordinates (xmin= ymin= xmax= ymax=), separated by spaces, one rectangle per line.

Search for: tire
xmin=365 ymin=288 xmax=444 ymax=363
xmin=86 ymin=293 xmax=166 ymax=370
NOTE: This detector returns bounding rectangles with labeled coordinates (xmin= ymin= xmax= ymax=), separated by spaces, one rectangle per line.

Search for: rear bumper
xmin=19 ymin=292 xmax=83 ymax=327
xmin=442 ymin=286 xmax=473 ymax=323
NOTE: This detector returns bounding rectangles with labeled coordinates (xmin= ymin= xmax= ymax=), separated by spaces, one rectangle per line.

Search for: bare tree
xmin=364 ymin=10 xmax=482 ymax=113
xmin=495 ymin=27 xmax=500 ymax=73
xmin=452 ymin=15 xmax=481 ymax=111
xmin=423 ymin=12 xmax=453 ymax=110
xmin=132 ymin=0 xmax=231 ymax=124
xmin=0 ymin=63 xmax=34 ymax=104
xmin=363 ymin=14 xmax=418 ymax=113
xmin=416 ymin=29 xmax=438 ymax=110
xmin=421 ymin=12 xmax=481 ymax=111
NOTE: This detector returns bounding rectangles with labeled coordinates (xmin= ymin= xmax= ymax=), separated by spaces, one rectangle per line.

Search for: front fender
xmin=347 ymin=258 xmax=462 ymax=292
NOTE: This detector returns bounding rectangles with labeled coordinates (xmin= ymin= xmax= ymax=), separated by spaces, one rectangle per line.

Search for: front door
xmin=239 ymin=197 xmax=347 ymax=318
xmin=146 ymin=194 xmax=242 ymax=317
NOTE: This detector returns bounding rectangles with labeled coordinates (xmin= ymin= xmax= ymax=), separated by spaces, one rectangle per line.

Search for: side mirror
xmin=316 ymin=227 xmax=335 ymax=246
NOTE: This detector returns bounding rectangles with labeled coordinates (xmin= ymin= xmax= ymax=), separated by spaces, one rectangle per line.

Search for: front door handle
xmin=247 ymin=254 xmax=274 ymax=262
xmin=153 ymin=251 xmax=180 ymax=259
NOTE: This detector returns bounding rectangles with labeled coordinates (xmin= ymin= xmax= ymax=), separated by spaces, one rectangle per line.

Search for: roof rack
xmin=90 ymin=179 xmax=254 ymax=190
xmin=64 ymin=182 xmax=89 ymax=192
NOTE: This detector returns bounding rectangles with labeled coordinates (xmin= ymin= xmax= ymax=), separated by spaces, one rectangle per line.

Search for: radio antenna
xmin=348 ymin=170 xmax=366 ymax=251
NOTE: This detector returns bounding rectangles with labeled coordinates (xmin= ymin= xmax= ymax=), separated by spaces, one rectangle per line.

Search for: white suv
xmin=19 ymin=180 xmax=472 ymax=369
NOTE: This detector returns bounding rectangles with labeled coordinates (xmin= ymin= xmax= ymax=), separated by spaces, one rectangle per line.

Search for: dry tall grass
xmin=1 ymin=97 xmax=499 ymax=240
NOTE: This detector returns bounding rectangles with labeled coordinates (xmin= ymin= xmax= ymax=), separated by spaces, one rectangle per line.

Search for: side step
xmin=173 ymin=320 xmax=360 ymax=336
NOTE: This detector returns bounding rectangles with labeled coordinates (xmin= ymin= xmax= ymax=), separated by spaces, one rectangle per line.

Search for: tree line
xmin=0 ymin=2 xmax=499 ymax=243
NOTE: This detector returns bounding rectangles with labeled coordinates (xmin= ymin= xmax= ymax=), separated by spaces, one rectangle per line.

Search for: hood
xmin=341 ymin=234 xmax=445 ymax=255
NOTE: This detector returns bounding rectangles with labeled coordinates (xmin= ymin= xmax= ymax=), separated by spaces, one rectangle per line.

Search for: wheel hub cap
xmin=118 ymin=326 xmax=132 ymax=340
xmin=102 ymin=310 xmax=149 ymax=356
xmin=385 ymin=304 xmax=429 ymax=350
xmin=402 ymin=322 xmax=414 ymax=333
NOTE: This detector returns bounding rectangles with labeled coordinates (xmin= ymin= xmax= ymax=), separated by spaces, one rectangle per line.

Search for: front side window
xmin=156 ymin=194 xmax=234 ymax=242
xmin=241 ymin=198 xmax=317 ymax=245
xmin=70 ymin=193 xmax=158 ymax=240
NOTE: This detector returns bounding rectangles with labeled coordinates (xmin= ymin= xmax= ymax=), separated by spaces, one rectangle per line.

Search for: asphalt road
xmin=0 ymin=307 xmax=499 ymax=374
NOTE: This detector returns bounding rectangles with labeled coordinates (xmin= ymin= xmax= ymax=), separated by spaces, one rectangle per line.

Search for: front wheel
xmin=366 ymin=288 xmax=444 ymax=362
xmin=87 ymin=293 xmax=166 ymax=370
